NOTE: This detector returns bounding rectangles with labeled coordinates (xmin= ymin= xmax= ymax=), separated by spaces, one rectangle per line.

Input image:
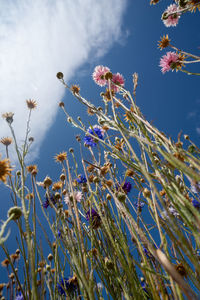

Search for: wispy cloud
xmin=0 ymin=0 xmax=127 ymax=163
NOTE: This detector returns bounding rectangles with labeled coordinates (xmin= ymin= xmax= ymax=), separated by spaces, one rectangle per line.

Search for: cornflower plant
xmin=1 ymin=67 xmax=200 ymax=299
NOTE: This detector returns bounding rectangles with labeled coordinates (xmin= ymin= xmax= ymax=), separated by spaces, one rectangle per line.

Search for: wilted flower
xmin=162 ymin=4 xmax=180 ymax=27
xmin=92 ymin=65 xmax=111 ymax=86
xmin=86 ymin=208 xmax=101 ymax=229
xmin=84 ymin=125 xmax=105 ymax=147
xmin=2 ymin=112 xmax=14 ymax=124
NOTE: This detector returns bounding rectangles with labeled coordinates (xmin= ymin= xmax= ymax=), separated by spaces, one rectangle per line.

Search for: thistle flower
xmin=2 ymin=112 xmax=14 ymax=124
xmin=162 ymin=4 xmax=180 ymax=27
xmin=0 ymin=137 xmax=13 ymax=147
xmin=92 ymin=65 xmax=110 ymax=86
xmin=26 ymin=99 xmax=37 ymax=109
xmin=84 ymin=125 xmax=105 ymax=147
xmin=0 ymin=156 xmax=12 ymax=183
xmin=86 ymin=208 xmax=101 ymax=229
xmin=159 ymin=51 xmax=179 ymax=74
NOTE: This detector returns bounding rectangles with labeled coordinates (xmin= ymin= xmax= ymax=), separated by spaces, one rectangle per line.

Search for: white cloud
xmin=0 ymin=0 xmax=127 ymax=163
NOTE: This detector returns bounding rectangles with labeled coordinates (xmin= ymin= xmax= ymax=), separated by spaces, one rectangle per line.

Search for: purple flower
xmin=57 ymin=277 xmax=76 ymax=296
xmin=76 ymin=175 xmax=87 ymax=184
xmin=134 ymin=201 xmax=145 ymax=211
xmin=192 ymin=199 xmax=200 ymax=209
xmin=86 ymin=208 xmax=101 ymax=229
xmin=122 ymin=181 xmax=132 ymax=194
xmin=84 ymin=125 xmax=105 ymax=147
xmin=15 ymin=293 xmax=24 ymax=300
xmin=43 ymin=194 xmax=57 ymax=209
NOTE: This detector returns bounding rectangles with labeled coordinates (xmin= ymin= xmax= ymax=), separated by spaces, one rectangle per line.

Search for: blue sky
xmin=0 ymin=0 xmax=200 ymax=291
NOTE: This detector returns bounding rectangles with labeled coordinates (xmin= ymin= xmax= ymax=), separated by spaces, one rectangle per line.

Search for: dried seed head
xmin=26 ymin=165 xmax=37 ymax=174
xmin=1 ymin=259 xmax=10 ymax=267
xmin=0 ymin=137 xmax=13 ymax=147
xmin=48 ymin=254 xmax=53 ymax=261
xmin=52 ymin=181 xmax=63 ymax=191
xmin=143 ymin=188 xmax=151 ymax=198
xmin=26 ymin=99 xmax=37 ymax=109
xmin=43 ymin=176 xmax=52 ymax=187
xmin=0 ymin=156 xmax=12 ymax=183
xmin=59 ymin=101 xmax=65 ymax=107
xmin=106 ymin=194 xmax=112 ymax=201
xmin=125 ymin=169 xmax=134 ymax=177
xmin=56 ymin=72 xmax=64 ymax=79
xmin=117 ymin=192 xmax=126 ymax=202
xmin=60 ymin=173 xmax=65 ymax=181
xmin=7 ymin=206 xmax=22 ymax=220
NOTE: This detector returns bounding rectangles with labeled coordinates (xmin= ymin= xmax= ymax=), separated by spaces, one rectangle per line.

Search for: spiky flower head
xmin=158 ymin=34 xmax=171 ymax=50
xmin=2 ymin=112 xmax=14 ymax=124
xmin=0 ymin=155 xmax=12 ymax=183
xmin=70 ymin=85 xmax=80 ymax=94
xmin=55 ymin=152 xmax=67 ymax=163
xmin=26 ymin=99 xmax=37 ymax=109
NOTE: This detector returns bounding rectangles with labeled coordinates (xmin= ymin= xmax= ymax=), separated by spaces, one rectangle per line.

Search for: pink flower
xmin=92 ymin=65 xmax=110 ymax=86
xmin=111 ymin=73 xmax=125 ymax=92
xmin=159 ymin=51 xmax=179 ymax=74
xmin=163 ymin=4 xmax=180 ymax=27
xmin=64 ymin=191 xmax=82 ymax=205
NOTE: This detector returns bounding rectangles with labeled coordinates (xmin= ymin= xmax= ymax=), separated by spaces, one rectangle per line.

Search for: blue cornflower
xmin=86 ymin=208 xmax=101 ymax=229
xmin=84 ymin=125 xmax=104 ymax=147
xmin=192 ymin=199 xmax=200 ymax=209
xmin=76 ymin=174 xmax=87 ymax=184
xmin=57 ymin=277 xmax=77 ymax=296
xmin=15 ymin=293 xmax=24 ymax=300
xmin=57 ymin=230 xmax=62 ymax=238
xmin=43 ymin=194 xmax=57 ymax=209
xmin=122 ymin=181 xmax=132 ymax=194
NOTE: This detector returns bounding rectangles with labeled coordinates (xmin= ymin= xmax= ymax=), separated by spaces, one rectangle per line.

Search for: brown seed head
xmin=56 ymin=72 xmax=64 ymax=79
xmin=87 ymin=107 xmax=95 ymax=116
xmin=1 ymin=259 xmax=10 ymax=267
xmin=0 ymin=283 xmax=5 ymax=292
xmin=59 ymin=101 xmax=65 ymax=107
xmin=48 ymin=254 xmax=53 ymax=261
xmin=26 ymin=99 xmax=37 ymax=109
xmin=60 ymin=173 xmax=65 ymax=181
xmin=125 ymin=169 xmax=135 ymax=177
xmin=25 ymin=193 xmax=34 ymax=200
xmin=43 ymin=176 xmax=52 ymax=187
xmin=0 ymin=137 xmax=13 ymax=147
